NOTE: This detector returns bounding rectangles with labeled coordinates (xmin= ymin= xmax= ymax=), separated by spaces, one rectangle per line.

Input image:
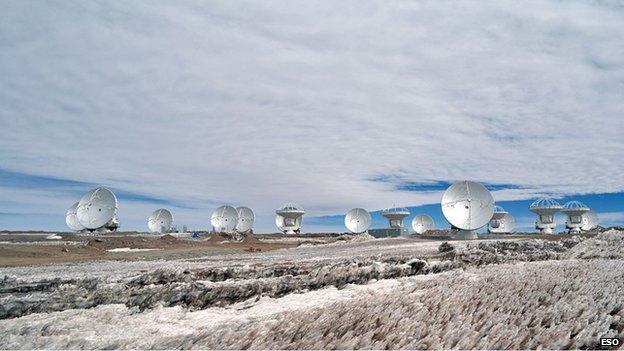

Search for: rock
xmin=438 ymin=242 xmax=454 ymax=253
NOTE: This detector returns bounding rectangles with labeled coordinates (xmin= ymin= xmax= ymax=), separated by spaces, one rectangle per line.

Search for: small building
xmin=368 ymin=228 xmax=405 ymax=238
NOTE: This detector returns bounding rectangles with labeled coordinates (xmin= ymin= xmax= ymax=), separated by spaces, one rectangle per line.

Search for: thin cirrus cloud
xmin=0 ymin=1 xmax=623 ymax=232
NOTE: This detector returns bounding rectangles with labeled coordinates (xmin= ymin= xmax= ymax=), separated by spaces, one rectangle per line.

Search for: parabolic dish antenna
xmin=381 ymin=207 xmax=410 ymax=229
xmin=66 ymin=202 xmax=85 ymax=231
xmin=344 ymin=208 xmax=372 ymax=234
xmin=500 ymin=213 xmax=516 ymax=233
xmin=275 ymin=214 xmax=286 ymax=232
xmin=488 ymin=206 xmax=507 ymax=233
xmin=581 ymin=210 xmax=599 ymax=231
xmin=441 ymin=181 xmax=494 ymax=240
xmin=529 ymin=198 xmax=562 ymax=234
xmin=412 ymin=214 xmax=434 ymax=235
xmin=488 ymin=206 xmax=515 ymax=234
xmin=236 ymin=206 xmax=255 ymax=233
xmin=148 ymin=208 xmax=173 ymax=234
xmin=275 ymin=202 xmax=305 ymax=234
xmin=211 ymin=205 xmax=239 ymax=234
xmin=562 ymin=201 xmax=590 ymax=234
xmin=76 ymin=187 xmax=118 ymax=230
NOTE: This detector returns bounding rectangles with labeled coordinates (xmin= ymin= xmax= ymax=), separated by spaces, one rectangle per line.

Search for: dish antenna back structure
xmin=66 ymin=202 xmax=85 ymax=231
xmin=488 ymin=205 xmax=515 ymax=234
xmin=148 ymin=209 xmax=173 ymax=234
xmin=412 ymin=214 xmax=434 ymax=235
xmin=211 ymin=205 xmax=239 ymax=234
xmin=382 ymin=207 xmax=410 ymax=229
xmin=529 ymin=198 xmax=562 ymax=234
xmin=344 ymin=208 xmax=372 ymax=234
xmin=581 ymin=210 xmax=599 ymax=231
xmin=236 ymin=206 xmax=255 ymax=233
xmin=441 ymin=181 xmax=494 ymax=240
xmin=275 ymin=202 xmax=305 ymax=234
xmin=76 ymin=187 xmax=119 ymax=232
xmin=562 ymin=201 xmax=590 ymax=234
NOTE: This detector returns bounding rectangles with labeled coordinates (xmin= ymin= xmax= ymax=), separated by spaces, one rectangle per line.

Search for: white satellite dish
xmin=344 ymin=208 xmax=372 ymax=234
xmin=275 ymin=214 xmax=286 ymax=233
xmin=529 ymin=198 xmax=562 ymax=234
xmin=148 ymin=208 xmax=173 ymax=234
xmin=381 ymin=207 xmax=410 ymax=229
xmin=275 ymin=202 xmax=305 ymax=234
xmin=236 ymin=206 xmax=255 ymax=233
xmin=488 ymin=206 xmax=515 ymax=234
xmin=562 ymin=201 xmax=590 ymax=234
xmin=66 ymin=201 xmax=85 ymax=231
xmin=581 ymin=210 xmax=599 ymax=231
xmin=441 ymin=181 xmax=494 ymax=240
xmin=211 ymin=205 xmax=239 ymax=234
xmin=412 ymin=214 xmax=434 ymax=235
xmin=76 ymin=187 xmax=118 ymax=231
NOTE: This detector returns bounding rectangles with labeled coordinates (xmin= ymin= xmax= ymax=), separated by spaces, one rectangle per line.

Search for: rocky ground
xmin=1 ymin=230 xmax=623 ymax=349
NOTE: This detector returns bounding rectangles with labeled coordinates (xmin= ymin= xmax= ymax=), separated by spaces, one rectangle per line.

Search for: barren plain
xmin=1 ymin=230 xmax=622 ymax=349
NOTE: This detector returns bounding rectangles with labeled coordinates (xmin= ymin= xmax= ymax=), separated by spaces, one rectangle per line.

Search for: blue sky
xmin=0 ymin=1 xmax=623 ymax=232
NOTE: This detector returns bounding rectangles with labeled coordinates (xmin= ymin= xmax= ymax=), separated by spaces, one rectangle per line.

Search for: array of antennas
xmin=439 ymin=181 xmax=598 ymax=238
xmin=210 ymin=205 xmax=256 ymax=234
xmin=67 ymin=183 xmax=598 ymax=238
xmin=530 ymin=198 xmax=597 ymax=234
xmin=66 ymin=187 xmax=119 ymax=233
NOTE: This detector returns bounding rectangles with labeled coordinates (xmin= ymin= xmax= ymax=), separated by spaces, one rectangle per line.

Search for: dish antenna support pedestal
xmin=456 ymin=229 xmax=478 ymax=240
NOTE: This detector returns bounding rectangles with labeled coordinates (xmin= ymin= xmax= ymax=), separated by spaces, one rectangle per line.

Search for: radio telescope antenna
xmin=211 ymin=205 xmax=239 ymax=234
xmin=562 ymin=201 xmax=590 ymax=234
xmin=412 ymin=214 xmax=434 ymax=235
xmin=148 ymin=209 xmax=173 ymax=234
xmin=275 ymin=202 xmax=305 ymax=234
xmin=381 ymin=207 xmax=410 ymax=229
xmin=441 ymin=181 xmax=494 ymax=240
xmin=488 ymin=206 xmax=514 ymax=234
xmin=581 ymin=210 xmax=599 ymax=231
xmin=344 ymin=208 xmax=372 ymax=234
xmin=76 ymin=187 xmax=118 ymax=231
xmin=236 ymin=206 xmax=255 ymax=233
xmin=275 ymin=214 xmax=286 ymax=233
xmin=529 ymin=198 xmax=562 ymax=234
xmin=66 ymin=202 xmax=85 ymax=231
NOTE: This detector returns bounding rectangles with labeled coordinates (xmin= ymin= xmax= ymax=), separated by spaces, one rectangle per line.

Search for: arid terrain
xmin=1 ymin=229 xmax=623 ymax=349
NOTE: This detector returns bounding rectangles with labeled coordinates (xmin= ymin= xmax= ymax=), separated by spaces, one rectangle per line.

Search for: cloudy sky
xmin=1 ymin=1 xmax=623 ymax=232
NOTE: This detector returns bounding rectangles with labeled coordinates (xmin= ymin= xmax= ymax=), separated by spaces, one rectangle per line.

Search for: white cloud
xmin=0 ymin=1 xmax=623 ymax=231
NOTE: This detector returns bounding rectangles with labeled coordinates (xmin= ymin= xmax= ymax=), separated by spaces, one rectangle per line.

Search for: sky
xmin=0 ymin=1 xmax=622 ymax=233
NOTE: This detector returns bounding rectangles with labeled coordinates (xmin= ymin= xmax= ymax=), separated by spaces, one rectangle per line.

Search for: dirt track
xmin=0 ymin=232 xmax=302 ymax=267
